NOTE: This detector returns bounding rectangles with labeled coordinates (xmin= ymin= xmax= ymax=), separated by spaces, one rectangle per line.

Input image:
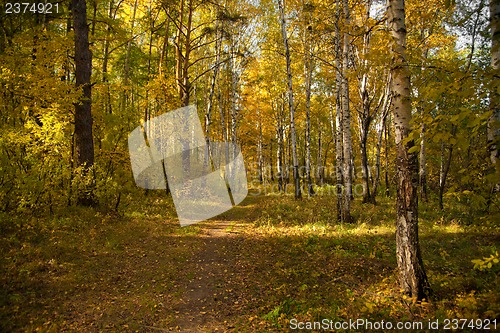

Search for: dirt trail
xmin=170 ymin=196 xmax=259 ymax=332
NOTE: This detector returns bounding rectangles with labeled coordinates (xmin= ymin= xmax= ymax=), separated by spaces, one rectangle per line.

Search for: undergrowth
xmin=0 ymin=187 xmax=498 ymax=332
xmin=244 ymin=187 xmax=499 ymax=331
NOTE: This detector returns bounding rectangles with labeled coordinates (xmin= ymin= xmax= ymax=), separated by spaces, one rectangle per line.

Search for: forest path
xmin=168 ymin=193 xmax=261 ymax=332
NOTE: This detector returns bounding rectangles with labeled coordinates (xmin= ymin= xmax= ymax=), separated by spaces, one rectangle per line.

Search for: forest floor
xmin=0 ymin=189 xmax=499 ymax=332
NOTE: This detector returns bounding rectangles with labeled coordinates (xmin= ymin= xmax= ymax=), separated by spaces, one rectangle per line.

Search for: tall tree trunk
xmin=438 ymin=142 xmax=445 ymax=209
xmin=359 ymin=116 xmax=373 ymax=203
xmin=373 ymin=79 xmax=390 ymax=201
xmin=278 ymin=0 xmax=301 ymax=199
xmin=384 ymin=112 xmax=390 ymax=196
xmin=277 ymin=128 xmax=284 ymax=191
xmin=145 ymin=8 xmax=154 ymax=124
xmin=258 ymin=109 xmax=264 ymax=183
xmin=283 ymin=118 xmax=292 ymax=185
xmin=101 ymin=0 xmax=114 ymax=115
xmin=205 ymin=15 xmax=221 ymax=145
xmin=417 ymin=31 xmax=430 ymax=203
xmin=181 ymin=0 xmax=193 ymax=106
xmin=286 ymin=123 xmax=292 ymax=185
xmin=172 ymin=0 xmax=194 ymax=186
xmin=66 ymin=7 xmax=74 ymax=205
xmin=121 ymin=0 xmax=138 ymax=115
xmin=304 ymin=15 xmax=314 ymax=196
xmin=73 ymin=0 xmax=95 ymax=206
xmin=439 ymin=125 xmax=456 ymax=209
xmin=124 ymin=0 xmax=138 ymax=86
xmin=175 ymin=0 xmax=184 ymax=102
xmin=276 ymin=102 xmax=285 ymax=191
xmin=388 ymin=0 xmax=430 ymax=300
xmin=373 ymin=111 xmax=387 ymax=200
xmin=102 ymin=0 xmax=113 ymax=83
xmin=270 ymin=140 xmax=275 ymax=181
xmin=159 ymin=9 xmax=170 ymax=76
xmin=333 ymin=0 xmax=343 ymax=221
xmin=218 ymin=82 xmax=226 ymax=141
xmin=438 ymin=128 xmax=455 ymax=210
xmin=173 ymin=0 xmax=195 ymax=106
xmin=341 ymin=0 xmax=352 ymax=221
xmin=488 ymin=0 xmax=499 ymax=193
xmin=317 ymin=118 xmax=324 ymax=185
xmin=230 ymin=40 xmax=238 ymax=159
xmin=419 ymin=123 xmax=428 ymax=202
xmin=357 ymin=10 xmax=375 ymax=204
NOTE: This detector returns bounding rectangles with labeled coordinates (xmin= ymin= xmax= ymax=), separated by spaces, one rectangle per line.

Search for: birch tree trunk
xmin=230 ymin=41 xmax=239 ymax=160
xmin=372 ymin=84 xmax=390 ymax=201
xmin=317 ymin=118 xmax=324 ymax=185
xmin=439 ymin=142 xmax=445 ymax=209
xmin=205 ymin=15 xmax=221 ymax=145
xmin=159 ymin=8 xmax=170 ymax=76
xmin=419 ymin=123 xmax=428 ymax=202
xmin=286 ymin=127 xmax=292 ymax=185
xmin=356 ymin=4 xmax=376 ymax=204
xmin=278 ymin=0 xmax=301 ymax=199
xmin=334 ymin=0 xmax=343 ymax=221
xmin=181 ymin=0 xmax=193 ymax=106
xmin=384 ymin=112 xmax=390 ymax=196
xmin=341 ymin=0 xmax=352 ymax=222
xmin=175 ymin=0 xmax=184 ymax=102
xmin=304 ymin=14 xmax=314 ymax=196
xmin=174 ymin=0 xmax=194 ymax=107
xmin=73 ymin=0 xmax=95 ymax=206
xmin=270 ymin=140 xmax=275 ymax=181
xmin=388 ymin=0 xmax=430 ymax=300
xmin=359 ymin=115 xmax=373 ymax=203
xmin=277 ymin=124 xmax=284 ymax=192
xmin=258 ymin=109 xmax=264 ymax=183
xmin=218 ymin=83 xmax=226 ymax=141
xmin=418 ymin=34 xmax=429 ymax=203
xmin=438 ymin=126 xmax=455 ymax=210
xmin=276 ymin=100 xmax=285 ymax=192
xmin=144 ymin=4 xmax=154 ymax=125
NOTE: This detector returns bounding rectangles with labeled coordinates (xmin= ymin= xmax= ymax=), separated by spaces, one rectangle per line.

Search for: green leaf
xmin=408 ymin=145 xmax=419 ymax=154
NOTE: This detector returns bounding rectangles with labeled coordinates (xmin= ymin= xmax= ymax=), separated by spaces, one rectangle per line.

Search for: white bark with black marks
xmin=388 ymin=0 xmax=430 ymax=300
xmin=341 ymin=0 xmax=352 ymax=222
xmin=278 ymin=0 xmax=301 ymax=199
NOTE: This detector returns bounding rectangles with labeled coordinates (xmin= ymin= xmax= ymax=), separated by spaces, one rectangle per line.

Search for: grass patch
xmin=239 ymin=192 xmax=499 ymax=331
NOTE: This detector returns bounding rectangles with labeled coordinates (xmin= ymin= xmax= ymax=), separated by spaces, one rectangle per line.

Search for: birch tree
xmin=278 ymin=0 xmax=301 ymax=199
xmin=341 ymin=0 xmax=352 ymax=221
xmin=352 ymin=0 xmax=386 ymax=204
xmin=334 ymin=0 xmax=344 ymax=221
xmin=304 ymin=3 xmax=315 ymax=196
xmin=372 ymin=78 xmax=390 ymax=201
xmin=387 ymin=0 xmax=430 ymax=300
